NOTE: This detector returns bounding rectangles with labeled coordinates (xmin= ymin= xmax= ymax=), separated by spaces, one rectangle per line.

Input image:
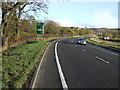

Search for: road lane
xmin=33 ymin=41 xmax=62 ymax=88
xmin=32 ymin=37 xmax=118 ymax=88
xmin=57 ymin=38 xmax=118 ymax=88
xmin=71 ymin=37 xmax=118 ymax=66
xmin=76 ymin=41 xmax=118 ymax=66
xmin=55 ymin=41 xmax=68 ymax=89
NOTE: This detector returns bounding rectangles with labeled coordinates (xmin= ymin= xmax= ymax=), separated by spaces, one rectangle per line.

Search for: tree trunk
xmin=2 ymin=35 xmax=9 ymax=50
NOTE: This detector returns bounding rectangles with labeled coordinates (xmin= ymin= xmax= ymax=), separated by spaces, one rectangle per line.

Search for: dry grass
xmin=90 ymin=38 xmax=120 ymax=46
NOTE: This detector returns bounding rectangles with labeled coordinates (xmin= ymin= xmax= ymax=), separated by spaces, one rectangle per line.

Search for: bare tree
xmin=44 ymin=20 xmax=60 ymax=34
xmin=1 ymin=1 xmax=48 ymax=50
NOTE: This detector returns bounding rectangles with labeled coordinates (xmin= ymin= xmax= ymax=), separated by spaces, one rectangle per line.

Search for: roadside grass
xmin=0 ymin=60 xmax=2 ymax=89
xmin=106 ymin=38 xmax=120 ymax=42
xmin=2 ymin=37 xmax=59 ymax=88
xmin=99 ymin=37 xmax=120 ymax=42
xmin=86 ymin=39 xmax=120 ymax=49
xmin=44 ymin=37 xmax=61 ymax=41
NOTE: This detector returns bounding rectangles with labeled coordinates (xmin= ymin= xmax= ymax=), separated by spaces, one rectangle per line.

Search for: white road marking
xmin=96 ymin=56 xmax=109 ymax=64
xmin=81 ymin=49 xmax=86 ymax=51
xmin=32 ymin=42 xmax=53 ymax=89
xmin=75 ymin=45 xmax=78 ymax=47
xmin=71 ymin=39 xmax=73 ymax=43
xmin=55 ymin=41 xmax=68 ymax=90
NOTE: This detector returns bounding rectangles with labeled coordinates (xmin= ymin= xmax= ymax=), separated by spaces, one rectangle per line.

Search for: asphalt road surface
xmin=31 ymin=37 xmax=118 ymax=89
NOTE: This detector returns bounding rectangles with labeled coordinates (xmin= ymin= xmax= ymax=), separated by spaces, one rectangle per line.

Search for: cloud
xmin=56 ymin=19 xmax=75 ymax=27
xmin=55 ymin=10 xmax=118 ymax=28
xmin=79 ymin=23 xmax=98 ymax=28
xmin=93 ymin=10 xmax=118 ymax=28
xmin=80 ymin=10 xmax=118 ymax=28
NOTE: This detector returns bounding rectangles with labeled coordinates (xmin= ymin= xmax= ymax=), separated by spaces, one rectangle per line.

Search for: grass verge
xmin=2 ymin=37 xmax=59 ymax=88
xmin=86 ymin=39 xmax=120 ymax=49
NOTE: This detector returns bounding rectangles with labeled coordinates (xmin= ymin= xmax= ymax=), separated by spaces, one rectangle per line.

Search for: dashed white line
xmin=71 ymin=39 xmax=73 ymax=43
xmin=75 ymin=44 xmax=78 ymax=47
xmin=55 ymin=41 xmax=68 ymax=89
xmin=81 ymin=49 xmax=86 ymax=51
xmin=96 ymin=56 xmax=109 ymax=64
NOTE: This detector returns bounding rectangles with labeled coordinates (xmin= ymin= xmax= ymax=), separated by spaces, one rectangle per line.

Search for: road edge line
xmin=55 ymin=41 xmax=68 ymax=89
xmin=31 ymin=42 xmax=53 ymax=89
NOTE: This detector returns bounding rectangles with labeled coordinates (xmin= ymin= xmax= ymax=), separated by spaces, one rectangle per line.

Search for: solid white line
xmin=81 ymin=49 xmax=86 ymax=51
xmin=96 ymin=56 xmax=109 ymax=64
xmin=32 ymin=42 xmax=52 ymax=89
xmin=55 ymin=41 xmax=68 ymax=90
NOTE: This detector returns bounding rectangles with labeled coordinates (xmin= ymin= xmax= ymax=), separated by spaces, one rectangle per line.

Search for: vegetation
xmin=2 ymin=1 xmax=119 ymax=89
xmin=86 ymin=38 xmax=120 ymax=49
xmin=2 ymin=39 xmax=48 ymax=88
xmin=1 ymin=2 xmax=48 ymax=50
xmin=57 ymin=26 xmax=92 ymax=37
xmin=44 ymin=20 xmax=60 ymax=35
xmin=100 ymin=29 xmax=120 ymax=39
xmin=1 ymin=1 xmax=93 ymax=88
xmin=1 ymin=1 xmax=93 ymax=51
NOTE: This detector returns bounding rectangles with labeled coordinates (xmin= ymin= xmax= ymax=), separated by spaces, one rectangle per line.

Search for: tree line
xmin=1 ymin=1 xmax=92 ymax=51
xmin=102 ymin=29 xmax=120 ymax=39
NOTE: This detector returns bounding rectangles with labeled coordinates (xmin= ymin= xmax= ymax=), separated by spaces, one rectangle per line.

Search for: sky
xmin=36 ymin=0 xmax=118 ymax=28
xmin=0 ymin=0 xmax=119 ymax=28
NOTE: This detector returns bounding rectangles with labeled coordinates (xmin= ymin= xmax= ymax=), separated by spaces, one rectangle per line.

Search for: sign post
xmin=36 ymin=23 xmax=44 ymax=39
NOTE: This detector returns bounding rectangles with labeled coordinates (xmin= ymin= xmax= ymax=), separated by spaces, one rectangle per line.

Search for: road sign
xmin=36 ymin=23 xmax=44 ymax=34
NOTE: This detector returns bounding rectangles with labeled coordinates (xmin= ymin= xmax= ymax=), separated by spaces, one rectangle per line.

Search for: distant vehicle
xmin=77 ymin=38 xmax=87 ymax=45
xmin=104 ymin=37 xmax=110 ymax=40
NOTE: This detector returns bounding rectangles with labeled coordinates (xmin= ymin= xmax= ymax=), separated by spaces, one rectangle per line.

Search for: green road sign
xmin=36 ymin=23 xmax=44 ymax=34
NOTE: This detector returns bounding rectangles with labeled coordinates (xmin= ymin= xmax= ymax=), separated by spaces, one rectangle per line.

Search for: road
xmin=31 ymin=37 xmax=118 ymax=89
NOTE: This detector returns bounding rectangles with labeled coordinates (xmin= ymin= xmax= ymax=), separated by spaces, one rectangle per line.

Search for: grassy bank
xmin=2 ymin=38 xmax=58 ymax=88
xmin=86 ymin=39 xmax=120 ymax=49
